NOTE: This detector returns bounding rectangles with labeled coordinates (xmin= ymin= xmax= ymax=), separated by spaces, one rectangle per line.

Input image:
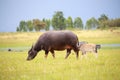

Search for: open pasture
xmin=0 ymin=30 xmax=120 ymax=48
xmin=0 ymin=30 xmax=120 ymax=80
xmin=0 ymin=48 xmax=120 ymax=80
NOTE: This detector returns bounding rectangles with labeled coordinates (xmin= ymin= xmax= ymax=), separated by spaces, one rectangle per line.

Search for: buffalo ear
xmin=30 ymin=45 xmax=33 ymax=49
xmin=77 ymin=42 xmax=80 ymax=47
xmin=32 ymin=43 xmax=35 ymax=48
xmin=29 ymin=45 xmax=33 ymax=51
xmin=32 ymin=45 xmax=33 ymax=48
xmin=31 ymin=44 xmax=35 ymax=50
xmin=28 ymin=45 xmax=33 ymax=53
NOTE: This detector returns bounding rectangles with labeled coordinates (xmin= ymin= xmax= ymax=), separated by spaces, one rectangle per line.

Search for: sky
xmin=0 ymin=0 xmax=120 ymax=32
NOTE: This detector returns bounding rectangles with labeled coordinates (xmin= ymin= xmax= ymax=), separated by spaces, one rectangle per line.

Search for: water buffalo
xmin=27 ymin=31 xmax=79 ymax=61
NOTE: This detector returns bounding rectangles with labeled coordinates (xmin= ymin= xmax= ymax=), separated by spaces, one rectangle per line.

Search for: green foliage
xmin=52 ymin=11 xmax=66 ymax=30
xmin=16 ymin=12 xmax=120 ymax=32
xmin=74 ymin=17 xmax=83 ymax=29
xmin=66 ymin=16 xmax=73 ymax=29
xmin=17 ymin=21 xmax=27 ymax=32
xmin=105 ymin=18 xmax=120 ymax=28
xmin=97 ymin=14 xmax=120 ymax=29
xmin=98 ymin=14 xmax=109 ymax=22
xmin=26 ymin=20 xmax=33 ymax=31
xmin=98 ymin=14 xmax=109 ymax=29
xmin=42 ymin=18 xmax=51 ymax=31
xmin=85 ymin=17 xmax=98 ymax=30
xmin=33 ymin=19 xmax=46 ymax=31
xmin=16 ymin=27 xmax=20 ymax=32
xmin=17 ymin=19 xmax=46 ymax=32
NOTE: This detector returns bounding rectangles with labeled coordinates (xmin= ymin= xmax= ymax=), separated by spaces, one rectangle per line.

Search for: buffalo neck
xmin=33 ymin=43 xmax=41 ymax=52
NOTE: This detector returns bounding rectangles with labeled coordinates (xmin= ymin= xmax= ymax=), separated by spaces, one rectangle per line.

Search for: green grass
xmin=0 ymin=30 xmax=120 ymax=80
xmin=0 ymin=30 xmax=120 ymax=48
xmin=75 ymin=30 xmax=120 ymax=44
xmin=0 ymin=48 xmax=120 ymax=80
xmin=0 ymin=32 xmax=41 ymax=47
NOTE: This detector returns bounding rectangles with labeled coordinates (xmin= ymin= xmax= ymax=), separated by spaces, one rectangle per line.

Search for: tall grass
xmin=0 ymin=48 xmax=120 ymax=80
xmin=0 ymin=30 xmax=120 ymax=80
xmin=0 ymin=30 xmax=120 ymax=48
xmin=75 ymin=30 xmax=120 ymax=44
xmin=0 ymin=32 xmax=42 ymax=47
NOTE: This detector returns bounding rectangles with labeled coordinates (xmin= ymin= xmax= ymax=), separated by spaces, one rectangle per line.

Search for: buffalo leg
xmin=73 ymin=46 xmax=79 ymax=59
xmin=75 ymin=51 xmax=79 ymax=59
xmin=65 ymin=49 xmax=71 ymax=59
xmin=45 ymin=50 xmax=49 ymax=58
xmin=94 ymin=48 xmax=98 ymax=58
xmin=50 ymin=50 xmax=55 ymax=58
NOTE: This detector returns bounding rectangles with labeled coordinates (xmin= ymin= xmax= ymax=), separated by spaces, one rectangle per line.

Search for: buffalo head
xmin=27 ymin=45 xmax=38 ymax=61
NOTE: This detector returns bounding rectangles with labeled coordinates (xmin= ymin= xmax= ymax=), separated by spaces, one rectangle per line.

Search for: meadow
xmin=0 ymin=30 xmax=120 ymax=80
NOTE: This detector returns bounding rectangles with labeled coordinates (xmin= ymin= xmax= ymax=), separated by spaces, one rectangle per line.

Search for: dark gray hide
xmin=27 ymin=31 xmax=79 ymax=60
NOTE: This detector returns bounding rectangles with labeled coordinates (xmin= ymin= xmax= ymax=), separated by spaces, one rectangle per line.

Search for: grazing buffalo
xmin=27 ymin=31 xmax=79 ymax=61
xmin=78 ymin=42 xmax=101 ymax=57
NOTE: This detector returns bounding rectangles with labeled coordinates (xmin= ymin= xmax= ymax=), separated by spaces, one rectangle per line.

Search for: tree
xmin=16 ymin=27 xmax=20 ymax=32
xmin=98 ymin=14 xmax=109 ymax=29
xmin=74 ymin=17 xmax=83 ymax=29
xmin=66 ymin=16 xmax=73 ymax=29
xmin=107 ymin=18 xmax=120 ymax=27
xmin=85 ymin=17 xmax=98 ymax=30
xmin=98 ymin=14 xmax=108 ymax=22
xmin=18 ymin=20 xmax=27 ymax=32
xmin=42 ymin=18 xmax=51 ymax=31
xmin=33 ymin=19 xmax=46 ymax=31
xmin=26 ymin=20 xmax=33 ymax=31
xmin=52 ymin=11 xmax=66 ymax=30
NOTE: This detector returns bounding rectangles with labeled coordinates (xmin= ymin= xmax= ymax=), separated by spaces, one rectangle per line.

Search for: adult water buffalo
xmin=27 ymin=31 xmax=79 ymax=61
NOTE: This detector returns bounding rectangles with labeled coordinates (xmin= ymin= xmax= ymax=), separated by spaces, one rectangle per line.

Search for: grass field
xmin=0 ymin=30 xmax=120 ymax=80
xmin=0 ymin=49 xmax=120 ymax=80
xmin=0 ymin=30 xmax=120 ymax=48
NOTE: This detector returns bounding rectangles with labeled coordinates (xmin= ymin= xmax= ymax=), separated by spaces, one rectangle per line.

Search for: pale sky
xmin=0 ymin=0 xmax=120 ymax=32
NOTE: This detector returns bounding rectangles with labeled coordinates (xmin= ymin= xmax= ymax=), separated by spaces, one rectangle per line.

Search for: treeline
xmin=16 ymin=11 xmax=120 ymax=32
xmin=16 ymin=19 xmax=50 ymax=32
